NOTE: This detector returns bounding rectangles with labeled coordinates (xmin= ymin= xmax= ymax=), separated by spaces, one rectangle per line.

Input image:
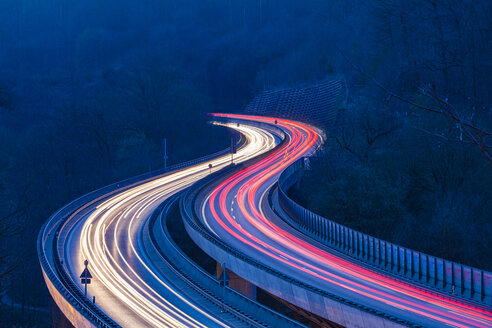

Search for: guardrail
xmin=213 ymin=115 xmax=287 ymax=141
xmin=277 ymin=157 xmax=492 ymax=307
xmin=149 ymin=194 xmax=306 ymax=328
xmin=180 ymin=132 xmax=424 ymax=327
xmin=38 ymin=132 xmax=244 ymax=327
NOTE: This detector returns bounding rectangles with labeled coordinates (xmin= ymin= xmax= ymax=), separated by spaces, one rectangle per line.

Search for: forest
xmin=0 ymin=0 xmax=490 ymax=326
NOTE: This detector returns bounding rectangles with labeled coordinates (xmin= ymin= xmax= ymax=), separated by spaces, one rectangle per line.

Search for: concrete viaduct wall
xmin=38 ymin=137 xmax=241 ymax=327
xmin=42 ymin=271 xmax=97 ymax=328
xmin=180 ymin=180 xmax=409 ymax=328
xmin=278 ymin=157 xmax=492 ymax=307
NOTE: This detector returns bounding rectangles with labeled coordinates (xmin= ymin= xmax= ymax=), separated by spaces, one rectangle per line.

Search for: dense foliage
xmin=289 ymin=0 xmax=492 ymax=272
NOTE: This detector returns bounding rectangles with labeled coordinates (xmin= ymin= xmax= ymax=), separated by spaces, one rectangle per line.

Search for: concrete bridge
xmin=39 ymin=114 xmax=492 ymax=327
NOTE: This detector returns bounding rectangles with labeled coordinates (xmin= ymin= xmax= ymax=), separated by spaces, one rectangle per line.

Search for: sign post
xmin=230 ymin=137 xmax=234 ymax=164
xmin=163 ymin=137 xmax=168 ymax=169
xmin=80 ymin=260 xmax=92 ymax=298
xmin=231 ymin=135 xmax=238 ymax=164
xmin=219 ymin=262 xmax=230 ymax=287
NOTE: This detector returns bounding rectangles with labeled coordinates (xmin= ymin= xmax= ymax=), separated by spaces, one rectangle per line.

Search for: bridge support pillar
xmin=217 ymin=262 xmax=256 ymax=300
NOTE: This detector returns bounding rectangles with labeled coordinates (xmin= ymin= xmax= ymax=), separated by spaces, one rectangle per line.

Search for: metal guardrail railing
xmin=148 ymin=194 xmax=306 ymax=328
xmin=38 ymin=134 xmax=244 ymax=327
xmin=277 ymin=157 xmax=492 ymax=307
xmin=180 ymin=152 xmax=424 ymax=328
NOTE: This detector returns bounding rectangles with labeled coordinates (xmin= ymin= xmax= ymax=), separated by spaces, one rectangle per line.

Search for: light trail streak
xmin=73 ymin=122 xmax=278 ymax=327
xmin=203 ymin=114 xmax=492 ymax=328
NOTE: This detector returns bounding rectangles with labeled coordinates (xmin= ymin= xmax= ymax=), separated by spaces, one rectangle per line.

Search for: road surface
xmin=199 ymin=114 xmax=492 ymax=328
xmin=62 ymin=120 xmax=278 ymax=327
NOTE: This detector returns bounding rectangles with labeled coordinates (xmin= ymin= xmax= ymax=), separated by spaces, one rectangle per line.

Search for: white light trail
xmin=76 ymin=122 xmax=277 ymax=327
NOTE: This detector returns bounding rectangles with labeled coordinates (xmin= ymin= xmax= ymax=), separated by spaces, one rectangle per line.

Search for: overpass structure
xmin=39 ymin=114 xmax=492 ymax=327
xmin=184 ymin=114 xmax=492 ymax=327
xmin=38 ymin=119 xmax=305 ymax=327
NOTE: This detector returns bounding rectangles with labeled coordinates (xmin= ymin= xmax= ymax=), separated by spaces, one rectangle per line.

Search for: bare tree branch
xmin=337 ymin=45 xmax=492 ymax=164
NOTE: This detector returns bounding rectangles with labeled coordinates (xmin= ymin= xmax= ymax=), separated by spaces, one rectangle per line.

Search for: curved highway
xmin=60 ymin=120 xmax=278 ymax=327
xmin=197 ymin=114 xmax=492 ymax=327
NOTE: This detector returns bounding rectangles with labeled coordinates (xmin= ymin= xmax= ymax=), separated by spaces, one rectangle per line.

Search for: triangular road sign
xmin=80 ymin=267 xmax=93 ymax=279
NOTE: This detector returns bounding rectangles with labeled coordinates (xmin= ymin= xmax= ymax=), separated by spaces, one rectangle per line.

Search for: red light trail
xmin=205 ymin=113 xmax=492 ymax=327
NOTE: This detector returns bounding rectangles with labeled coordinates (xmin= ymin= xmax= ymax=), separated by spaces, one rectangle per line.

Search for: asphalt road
xmin=200 ymin=114 xmax=492 ymax=328
xmin=63 ymin=120 xmax=278 ymax=327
